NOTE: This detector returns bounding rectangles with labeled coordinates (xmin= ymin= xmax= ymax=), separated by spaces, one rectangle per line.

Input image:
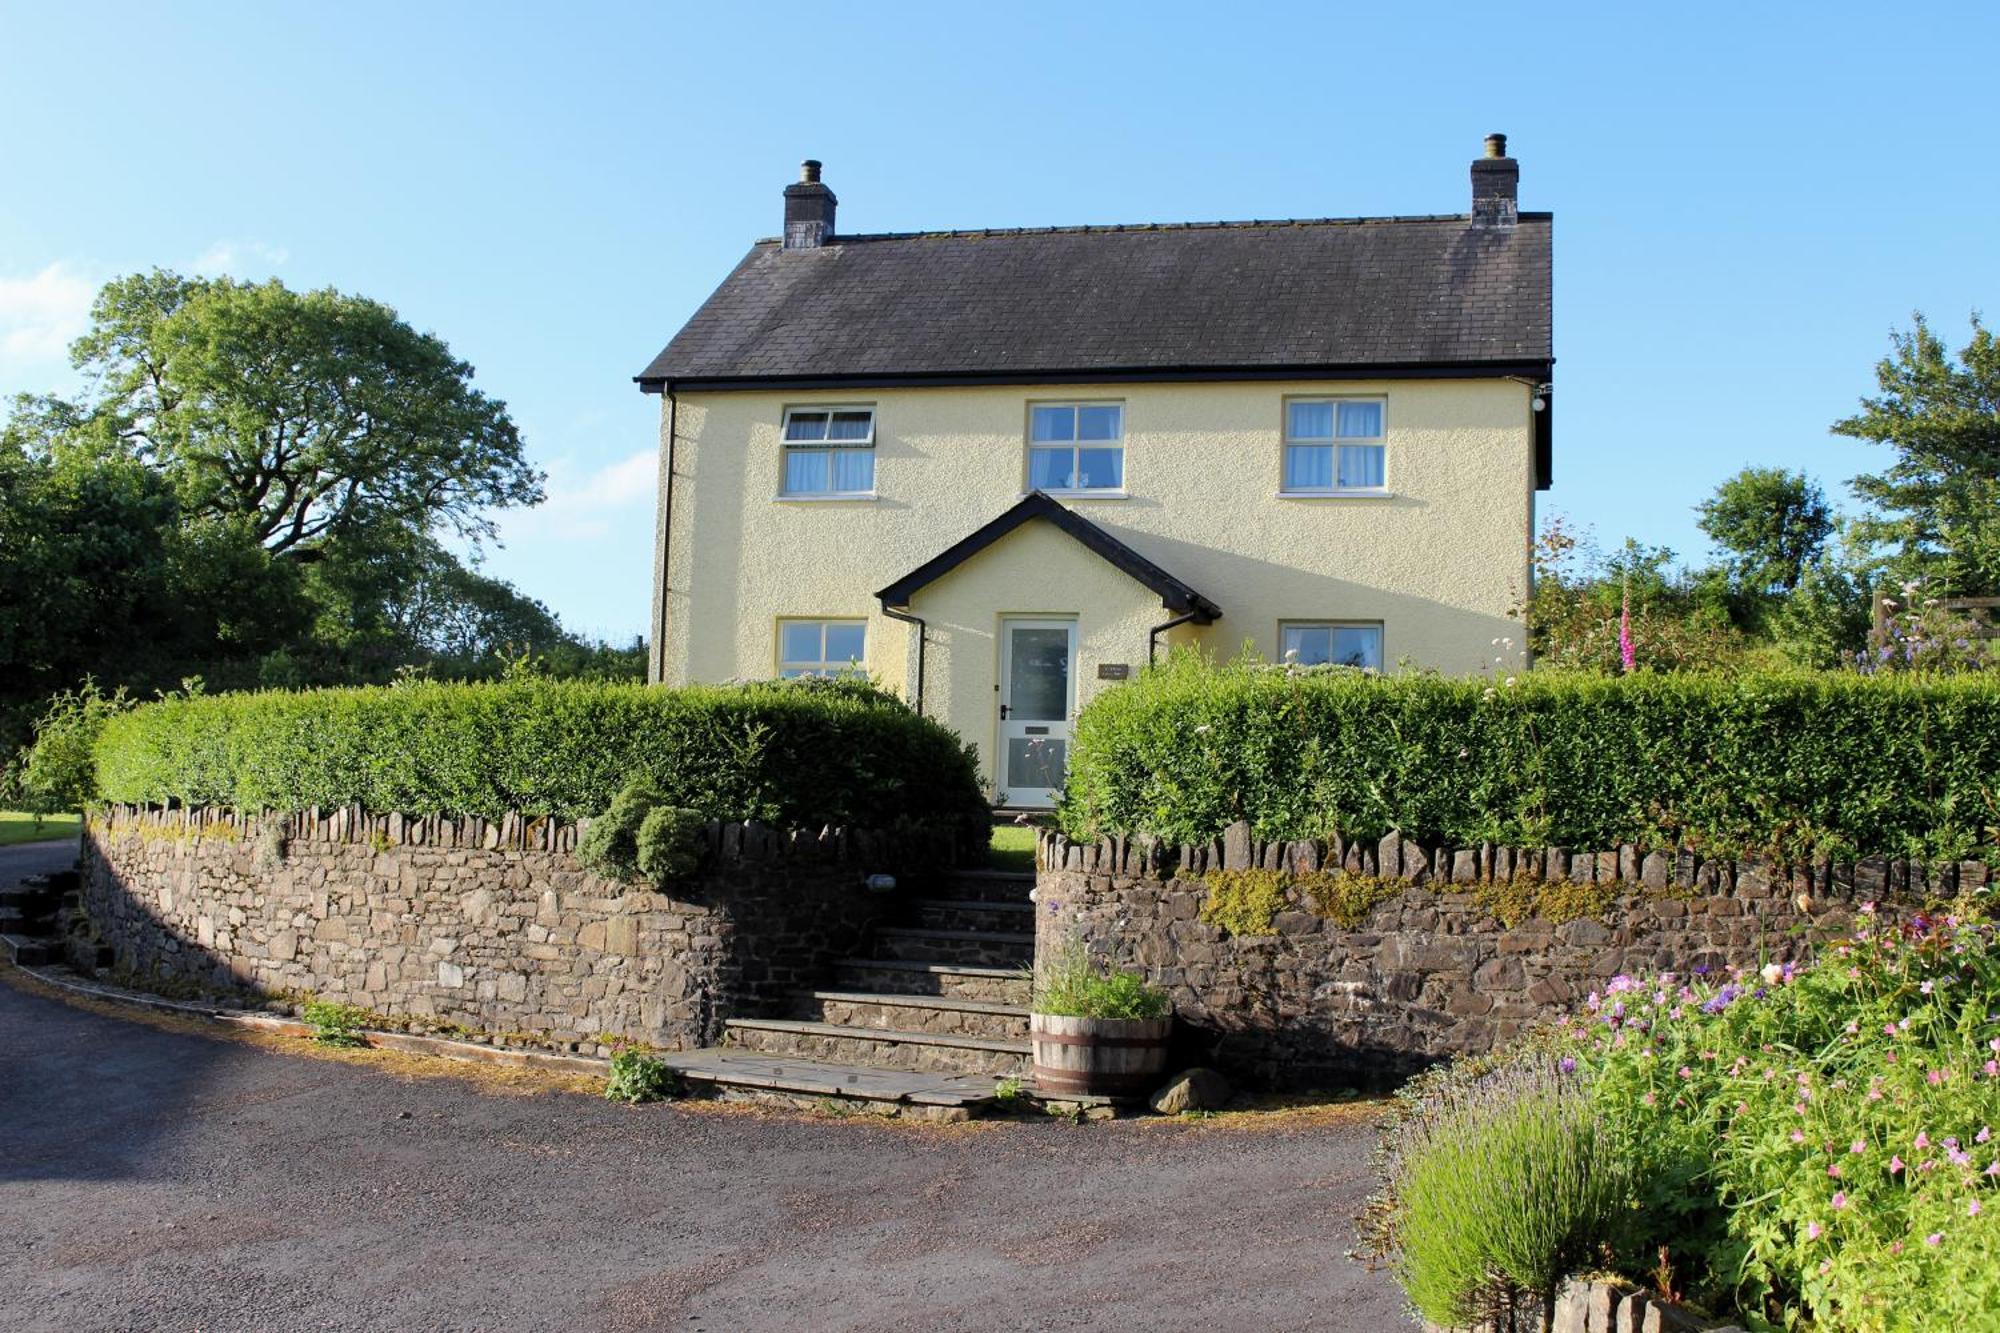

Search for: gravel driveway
xmin=0 ymin=975 xmax=1406 ymax=1332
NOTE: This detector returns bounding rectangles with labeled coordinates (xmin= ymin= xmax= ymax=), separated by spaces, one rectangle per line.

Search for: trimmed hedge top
xmin=92 ymin=678 xmax=989 ymax=841
xmin=1060 ymin=657 xmax=2000 ymax=861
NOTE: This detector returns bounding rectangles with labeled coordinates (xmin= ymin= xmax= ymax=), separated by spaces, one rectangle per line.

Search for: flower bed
xmin=1371 ymin=905 xmax=2000 ymax=1330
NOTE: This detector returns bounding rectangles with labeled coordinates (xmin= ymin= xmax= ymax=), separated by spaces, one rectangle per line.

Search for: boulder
xmin=1148 ymin=1067 xmax=1232 ymax=1115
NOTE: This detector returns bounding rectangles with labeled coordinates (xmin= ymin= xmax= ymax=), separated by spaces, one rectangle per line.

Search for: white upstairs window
xmin=1028 ymin=403 xmax=1124 ymax=492
xmin=1283 ymin=399 xmax=1386 ymax=493
xmin=778 ymin=620 xmax=867 ymax=678
xmin=782 ymin=407 xmax=876 ymax=496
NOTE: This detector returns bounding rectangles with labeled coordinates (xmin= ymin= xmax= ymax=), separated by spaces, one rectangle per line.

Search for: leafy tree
xmin=1515 ymin=518 xmax=1747 ymax=673
xmin=1696 ymin=467 xmax=1833 ymax=595
xmin=1833 ymin=313 xmax=2000 ymax=593
xmin=53 ymin=270 xmax=543 ymax=557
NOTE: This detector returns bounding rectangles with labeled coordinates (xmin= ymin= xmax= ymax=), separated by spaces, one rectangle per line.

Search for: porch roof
xmin=873 ymin=491 xmax=1222 ymax=622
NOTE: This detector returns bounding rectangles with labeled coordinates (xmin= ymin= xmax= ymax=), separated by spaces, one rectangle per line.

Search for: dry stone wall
xmin=82 ymin=804 xmax=905 ymax=1052
xmin=1036 ymin=825 xmax=1986 ymax=1089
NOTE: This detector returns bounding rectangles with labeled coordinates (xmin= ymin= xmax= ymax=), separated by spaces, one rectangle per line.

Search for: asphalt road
xmin=0 ymin=837 xmax=78 ymax=890
xmin=0 ymin=976 xmax=1407 ymax=1332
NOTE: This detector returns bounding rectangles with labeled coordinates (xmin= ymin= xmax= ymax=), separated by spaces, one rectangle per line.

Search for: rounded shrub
xmin=635 ymin=805 xmax=704 ymax=882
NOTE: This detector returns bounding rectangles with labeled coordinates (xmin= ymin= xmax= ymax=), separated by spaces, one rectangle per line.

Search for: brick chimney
xmin=1470 ymin=133 xmax=1518 ymax=227
xmin=783 ymin=160 xmax=837 ymax=250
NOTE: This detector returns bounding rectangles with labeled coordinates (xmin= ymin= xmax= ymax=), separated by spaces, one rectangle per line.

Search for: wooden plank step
xmin=662 ymin=1049 xmax=999 ymax=1112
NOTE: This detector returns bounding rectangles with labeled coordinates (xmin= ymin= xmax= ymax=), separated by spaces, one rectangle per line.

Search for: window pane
xmin=824 ymin=622 xmax=865 ymax=664
xmin=1288 ymin=401 xmax=1334 ymax=440
xmin=1028 ymin=447 xmax=1073 ymax=490
xmin=785 ymin=450 xmax=829 ymax=494
xmin=1336 ymin=401 xmax=1383 ymax=438
xmin=1075 ymin=447 xmax=1123 ymax=489
xmin=1008 ymin=628 xmax=1070 ymax=720
xmin=780 ymin=622 xmax=823 ymax=664
xmin=827 ymin=410 xmax=873 ymax=441
xmin=1331 ymin=625 xmax=1383 ymax=670
xmin=1077 ymin=405 xmax=1121 ymax=441
xmin=784 ymin=411 xmax=829 ymax=442
xmin=1281 ymin=626 xmax=1332 ymax=665
xmin=1285 ymin=444 xmax=1334 ymax=490
xmin=1031 ymin=405 xmax=1075 ymax=442
xmin=1337 ymin=444 xmax=1385 ymax=489
xmin=829 ymin=450 xmax=874 ymax=493
xmin=1005 ymin=737 xmax=1068 ymax=791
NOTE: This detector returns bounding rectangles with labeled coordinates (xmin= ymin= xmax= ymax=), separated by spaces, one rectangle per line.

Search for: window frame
xmin=1278 ymin=396 xmax=1389 ymax=496
xmin=779 ymin=405 xmax=878 ymax=499
xmin=775 ymin=617 xmax=869 ymax=678
xmin=1276 ymin=619 xmax=1386 ymax=671
xmin=1025 ymin=400 xmax=1127 ymax=496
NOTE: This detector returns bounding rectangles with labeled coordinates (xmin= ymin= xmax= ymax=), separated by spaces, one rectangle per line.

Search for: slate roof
xmin=637 ymin=213 xmax=1552 ymax=389
xmin=876 ymin=492 xmax=1222 ymax=621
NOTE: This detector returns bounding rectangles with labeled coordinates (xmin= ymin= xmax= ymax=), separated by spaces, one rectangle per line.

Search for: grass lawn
xmin=989 ymin=823 xmax=1037 ymax=872
xmin=0 ymin=811 xmax=81 ymax=847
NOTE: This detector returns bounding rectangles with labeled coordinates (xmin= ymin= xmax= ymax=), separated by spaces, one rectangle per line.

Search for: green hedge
xmin=92 ymin=678 xmax=989 ymax=843
xmin=1060 ymin=657 xmax=2000 ymax=860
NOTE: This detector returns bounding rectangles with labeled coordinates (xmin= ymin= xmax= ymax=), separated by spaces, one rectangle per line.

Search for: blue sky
xmin=3 ymin=1 xmax=1995 ymax=641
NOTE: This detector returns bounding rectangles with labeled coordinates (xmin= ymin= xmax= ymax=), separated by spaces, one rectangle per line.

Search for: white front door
xmin=997 ymin=618 xmax=1077 ymax=808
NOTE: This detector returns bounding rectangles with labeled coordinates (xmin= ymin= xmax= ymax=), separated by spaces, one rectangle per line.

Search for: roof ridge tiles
xmin=745 ymin=210 xmax=1553 ymax=246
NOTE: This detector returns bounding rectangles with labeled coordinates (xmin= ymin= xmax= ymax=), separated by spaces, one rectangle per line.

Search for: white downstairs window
xmin=778 ymin=619 xmax=867 ymax=678
xmin=1283 ymin=399 xmax=1386 ymax=493
xmin=1280 ymin=621 xmax=1384 ymax=671
xmin=781 ymin=406 xmax=876 ymax=496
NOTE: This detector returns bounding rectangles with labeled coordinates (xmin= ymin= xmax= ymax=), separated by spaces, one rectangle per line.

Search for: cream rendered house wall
xmin=651 ymin=379 xmax=1535 ymax=791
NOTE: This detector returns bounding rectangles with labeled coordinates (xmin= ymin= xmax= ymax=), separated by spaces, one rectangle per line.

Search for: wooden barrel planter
xmin=1029 ymin=1013 xmax=1173 ymax=1100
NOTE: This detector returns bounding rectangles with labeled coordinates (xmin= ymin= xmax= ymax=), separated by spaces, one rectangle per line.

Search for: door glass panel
xmin=1006 ymin=737 xmax=1068 ymax=791
xmin=1008 ymin=627 xmax=1070 ymax=720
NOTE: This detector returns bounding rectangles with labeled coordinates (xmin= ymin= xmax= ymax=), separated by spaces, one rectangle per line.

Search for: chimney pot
xmin=782 ymin=159 xmax=837 ymax=250
xmin=800 ymin=159 xmax=822 ymax=183
xmin=1483 ymin=133 xmax=1507 ymax=159
xmin=1470 ymin=134 xmax=1519 ymax=228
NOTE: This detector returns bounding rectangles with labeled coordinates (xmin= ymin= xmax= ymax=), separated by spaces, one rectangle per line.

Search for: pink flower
xmin=1926 ymin=1232 xmax=1944 ymax=1247
xmin=1917 ymin=1132 xmax=1932 ymax=1150
xmin=1890 ymin=1156 xmax=1906 ymax=1175
xmin=1832 ymin=1191 xmax=1848 ymax=1210
xmin=1828 ymin=1164 xmax=1843 ymax=1178
xmin=1819 ymin=1260 xmax=1833 ymax=1276
xmin=1979 ymin=1127 xmax=1992 ymax=1145
xmin=1852 ymin=1140 xmax=1868 ymax=1155
xmin=1793 ymin=1130 xmax=1808 ymax=1144
xmin=1678 ymin=1066 xmax=1693 ymax=1080
xmin=1972 ymin=1200 xmax=1984 ymax=1218
xmin=1806 ymin=1221 xmax=1822 ymax=1241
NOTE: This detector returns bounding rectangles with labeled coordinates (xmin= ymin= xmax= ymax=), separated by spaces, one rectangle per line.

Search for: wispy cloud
xmin=189 ymin=239 xmax=290 ymax=277
xmin=502 ymin=448 xmax=657 ymax=541
xmin=0 ymin=262 xmax=95 ymax=385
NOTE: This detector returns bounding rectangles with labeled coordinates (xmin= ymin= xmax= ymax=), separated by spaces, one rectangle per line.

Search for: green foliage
xmin=1382 ymin=1059 xmax=1628 ymax=1327
xmin=1835 ymin=313 xmax=2000 ymax=595
xmin=90 ymin=677 xmax=989 ymax=852
xmin=1471 ymin=874 xmax=1621 ymax=930
xmin=604 ymin=1044 xmax=682 ymax=1104
xmin=1550 ymin=913 xmax=2000 ymax=1329
xmin=1697 ymin=467 xmax=1834 ymax=597
xmin=1032 ymin=940 xmax=1172 ymax=1020
xmin=1518 ymin=518 xmax=1750 ymax=673
xmin=1300 ymin=871 xmax=1408 ymax=929
xmin=575 ymin=782 xmax=665 ymax=881
xmin=636 ymin=803 xmax=706 ymax=883
xmin=1060 ymin=653 xmax=2000 ymax=862
xmin=8 ymin=681 xmax=131 ymax=814
xmin=301 ymin=998 xmax=371 ymax=1047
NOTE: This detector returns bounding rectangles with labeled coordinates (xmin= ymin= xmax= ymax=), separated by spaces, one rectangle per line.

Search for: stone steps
xmin=0 ymin=933 xmax=56 ymax=967
xmin=936 ymin=868 xmax=1035 ymax=903
xmin=870 ymin=926 xmax=1035 ymax=968
xmin=832 ymin=958 xmax=1031 ymax=1004
xmin=723 ymin=1016 xmax=1032 ymax=1078
xmin=908 ymin=897 xmax=1036 ymax=933
xmin=799 ymin=989 xmax=1029 ymax=1040
xmin=660 ymin=1049 xmax=998 ymax=1122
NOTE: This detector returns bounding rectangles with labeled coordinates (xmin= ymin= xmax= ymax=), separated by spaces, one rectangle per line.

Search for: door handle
xmin=998 ymin=704 xmax=1012 ymax=720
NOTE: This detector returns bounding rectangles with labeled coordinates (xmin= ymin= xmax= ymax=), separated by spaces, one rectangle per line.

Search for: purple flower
xmin=1559 ymin=1056 xmax=1576 ymax=1074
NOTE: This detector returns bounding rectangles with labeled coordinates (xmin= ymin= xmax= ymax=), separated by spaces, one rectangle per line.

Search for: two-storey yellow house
xmin=638 ymin=136 xmax=1553 ymax=808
